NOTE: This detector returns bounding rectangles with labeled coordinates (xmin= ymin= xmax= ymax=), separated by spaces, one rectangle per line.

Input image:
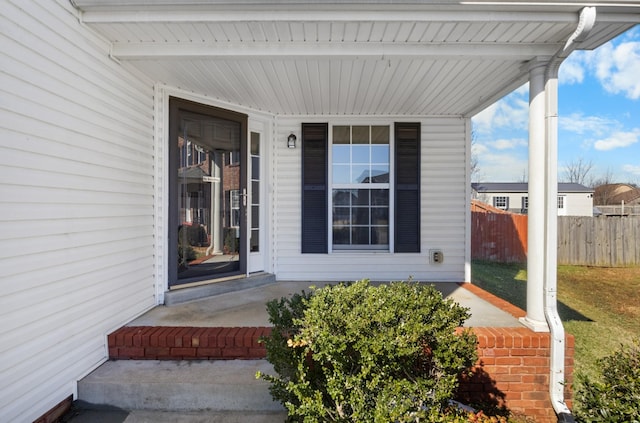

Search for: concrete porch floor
xmin=128 ymin=281 xmax=521 ymax=328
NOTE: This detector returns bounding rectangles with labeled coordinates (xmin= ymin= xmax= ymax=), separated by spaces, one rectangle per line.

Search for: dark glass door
xmin=169 ymin=98 xmax=247 ymax=287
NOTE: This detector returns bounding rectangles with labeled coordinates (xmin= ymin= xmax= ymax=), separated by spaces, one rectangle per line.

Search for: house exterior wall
xmin=0 ymin=1 xmax=155 ymax=421
xmin=564 ymin=192 xmax=593 ymax=216
xmin=273 ymin=116 xmax=469 ymax=282
xmin=476 ymin=192 xmax=593 ymax=216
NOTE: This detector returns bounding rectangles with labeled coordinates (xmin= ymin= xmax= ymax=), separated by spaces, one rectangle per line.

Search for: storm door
xmin=169 ymin=98 xmax=248 ymax=287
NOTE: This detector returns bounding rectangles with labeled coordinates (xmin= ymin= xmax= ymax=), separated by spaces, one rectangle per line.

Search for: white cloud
xmin=594 ymin=129 xmax=640 ymax=151
xmin=559 ymin=113 xmax=620 ymax=137
xmin=471 ymin=142 xmax=489 ymax=155
xmin=586 ymin=40 xmax=640 ymax=100
xmin=476 ymin=152 xmax=528 ymax=182
xmin=472 ymin=103 xmax=498 ymax=134
xmin=472 ymin=84 xmax=529 ymax=134
xmin=560 ymin=52 xmax=586 ymax=85
xmin=490 ymin=138 xmax=528 ymax=150
xmin=513 ymin=84 xmax=528 ymax=96
xmin=623 ymin=164 xmax=640 ymax=176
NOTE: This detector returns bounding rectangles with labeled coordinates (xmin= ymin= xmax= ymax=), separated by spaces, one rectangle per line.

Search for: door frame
xmin=248 ymin=121 xmax=268 ymax=273
xmin=167 ymin=97 xmax=248 ymax=287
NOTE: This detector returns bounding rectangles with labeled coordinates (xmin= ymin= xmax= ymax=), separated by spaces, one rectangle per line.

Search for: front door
xmin=169 ymin=98 xmax=248 ymax=287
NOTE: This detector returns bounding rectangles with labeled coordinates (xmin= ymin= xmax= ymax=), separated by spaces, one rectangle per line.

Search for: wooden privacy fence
xmin=557 ymin=216 xmax=640 ymax=266
xmin=471 ymin=211 xmax=528 ymax=263
xmin=472 ymin=211 xmax=640 ymax=266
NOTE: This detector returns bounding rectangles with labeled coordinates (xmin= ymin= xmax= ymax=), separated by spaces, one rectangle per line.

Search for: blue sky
xmin=472 ymin=25 xmax=640 ymax=186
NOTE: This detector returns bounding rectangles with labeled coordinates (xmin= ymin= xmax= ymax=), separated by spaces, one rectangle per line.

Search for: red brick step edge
xmin=108 ymin=326 xmax=271 ymax=360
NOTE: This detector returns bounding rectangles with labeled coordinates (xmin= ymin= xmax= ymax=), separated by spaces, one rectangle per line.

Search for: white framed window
xmin=230 ymin=189 xmax=240 ymax=227
xmin=494 ymin=196 xmax=508 ymax=210
xmin=331 ymin=125 xmax=390 ymax=250
xmin=301 ymin=122 xmax=419 ymax=254
xmin=557 ymin=195 xmax=565 ymax=209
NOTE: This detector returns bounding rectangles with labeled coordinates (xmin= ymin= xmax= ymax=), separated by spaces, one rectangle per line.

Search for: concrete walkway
xmin=129 ymin=281 xmax=520 ymax=328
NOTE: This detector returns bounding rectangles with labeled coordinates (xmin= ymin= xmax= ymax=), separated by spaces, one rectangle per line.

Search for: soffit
xmin=73 ymin=2 xmax=640 ymax=116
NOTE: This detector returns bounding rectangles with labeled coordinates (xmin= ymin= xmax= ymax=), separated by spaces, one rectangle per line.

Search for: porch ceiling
xmin=73 ymin=1 xmax=640 ymax=116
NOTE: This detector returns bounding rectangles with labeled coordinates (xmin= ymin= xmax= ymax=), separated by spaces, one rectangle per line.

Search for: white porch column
xmin=206 ymin=151 xmax=224 ymax=256
xmin=521 ymin=61 xmax=549 ymax=332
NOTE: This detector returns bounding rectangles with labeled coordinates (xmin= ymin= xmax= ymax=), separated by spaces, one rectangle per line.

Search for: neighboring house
xmin=472 ymin=182 xmax=594 ymax=216
xmin=594 ymin=183 xmax=640 ymax=216
xmin=2 ymin=1 xmax=639 ymax=421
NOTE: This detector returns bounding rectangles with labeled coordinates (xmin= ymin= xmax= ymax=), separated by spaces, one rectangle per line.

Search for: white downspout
xmin=544 ymin=7 xmax=596 ymax=422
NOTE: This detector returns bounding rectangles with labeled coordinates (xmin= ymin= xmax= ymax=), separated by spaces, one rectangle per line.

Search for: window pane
xmin=371 ymin=126 xmax=389 ymax=144
xmin=371 ymin=207 xmax=388 ymax=225
xmin=250 ymin=229 xmax=259 ymax=252
xmin=352 ymin=126 xmax=369 ymax=144
xmin=370 ymin=167 xmax=389 ymax=183
xmin=333 ymin=207 xmax=351 ymax=225
xmin=251 ymin=156 xmax=259 ymax=179
xmin=333 ymin=226 xmax=350 ymax=244
xmin=333 ymin=126 xmax=350 ymax=144
xmin=353 ymin=208 xmax=369 ymax=225
xmin=333 ymin=145 xmax=350 ymax=164
xmin=352 ymin=227 xmax=369 ymax=244
xmin=252 ymin=181 xmax=259 ymax=204
xmin=251 ymin=132 xmax=260 ymax=155
xmin=353 ymin=189 xmax=370 ymax=205
xmin=333 ymin=189 xmax=354 ymax=206
xmin=352 ymin=145 xmax=370 ymax=164
xmin=371 ymin=227 xmax=388 ymax=245
xmin=371 ymin=189 xmax=389 ymax=206
xmin=333 ymin=164 xmax=351 ymax=183
xmin=252 ymin=205 xmax=259 ymax=227
xmin=231 ymin=190 xmax=240 ymax=208
xmin=371 ymin=145 xmax=389 ymax=163
xmin=352 ymin=164 xmax=370 ymax=183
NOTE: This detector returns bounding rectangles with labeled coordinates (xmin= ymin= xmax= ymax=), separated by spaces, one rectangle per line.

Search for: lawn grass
xmin=471 ymin=261 xmax=640 ymax=383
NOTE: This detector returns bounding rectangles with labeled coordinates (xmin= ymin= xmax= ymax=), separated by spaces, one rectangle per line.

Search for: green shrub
xmin=257 ymin=280 xmax=478 ymax=422
xmin=177 ymin=243 xmax=197 ymax=269
xmin=575 ymin=339 xmax=640 ymax=422
xmin=178 ymin=224 xmax=208 ymax=247
xmin=223 ymin=227 xmax=239 ymax=254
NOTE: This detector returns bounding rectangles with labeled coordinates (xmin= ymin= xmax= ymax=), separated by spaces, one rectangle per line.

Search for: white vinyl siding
xmin=274 ymin=116 xmax=467 ymax=282
xmin=483 ymin=192 xmax=592 ymax=216
xmin=564 ymin=192 xmax=594 ymax=217
xmin=0 ymin=1 xmax=155 ymax=421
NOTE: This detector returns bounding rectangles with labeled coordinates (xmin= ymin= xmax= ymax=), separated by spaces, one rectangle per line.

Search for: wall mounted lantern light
xmin=287 ymin=133 xmax=297 ymax=149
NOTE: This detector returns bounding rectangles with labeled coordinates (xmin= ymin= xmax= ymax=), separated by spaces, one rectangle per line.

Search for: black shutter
xmin=301 ymin=123 xmax=328 ymax=253
xmin=395 ymin=123 xmax=420 ymax=253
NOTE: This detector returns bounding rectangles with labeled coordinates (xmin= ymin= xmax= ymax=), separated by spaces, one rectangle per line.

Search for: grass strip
xmin=471 ymin=261 xmax=640 ymax=382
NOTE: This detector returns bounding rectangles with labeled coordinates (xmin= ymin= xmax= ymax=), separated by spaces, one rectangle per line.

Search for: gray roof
xmin=472 ymin=182 xmax=593 ymax=193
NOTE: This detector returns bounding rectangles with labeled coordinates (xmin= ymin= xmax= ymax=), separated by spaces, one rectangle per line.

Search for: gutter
xmin=543 ymin=7 xmax=596 ymax=423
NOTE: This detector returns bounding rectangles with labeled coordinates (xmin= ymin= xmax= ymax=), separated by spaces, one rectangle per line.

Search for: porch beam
xmin=80 ymin=9 xmax=582 ymax=24
xmin=111 ymin=41 xmax=560 ymax=60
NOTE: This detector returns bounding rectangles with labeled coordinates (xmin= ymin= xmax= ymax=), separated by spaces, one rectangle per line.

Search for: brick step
xmin=106 ymin=326 xmax=574 ymax=422
xmin=108 ymin=326 xmax=271 ymax=360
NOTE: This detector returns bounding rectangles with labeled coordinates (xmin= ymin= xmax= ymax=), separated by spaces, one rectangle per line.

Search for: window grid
xmin=494 ymin=196 xmax=508 ymax=210
xmin=557 ymin=196 xmax=565 ymax=209
xmin=230 ymin=190 xmax=240 ymax=227
xmin=331 ymin=125 xmax=390 ymax=249
xmin=250 ymin=132 xmax=260 ymax=252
